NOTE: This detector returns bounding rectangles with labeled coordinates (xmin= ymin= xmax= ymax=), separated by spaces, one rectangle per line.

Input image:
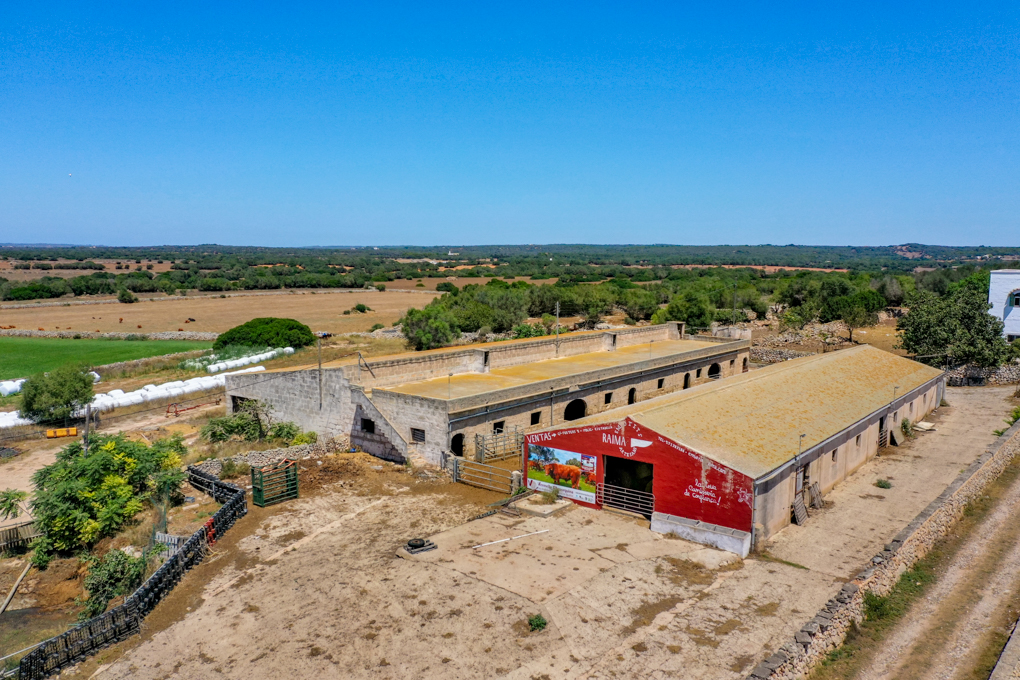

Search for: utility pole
xmin=82 ymin=403 xmax=91 ymax=454
xmin=555 ymin=301 xmax=560 ymax=356
xmin=318 ymin=335 xmax=323 ymax=410
xmin=732 ymin=282 xmax=737 ymax=327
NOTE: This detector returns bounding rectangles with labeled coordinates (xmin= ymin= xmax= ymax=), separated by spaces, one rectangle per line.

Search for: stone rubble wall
xmin=945 ymin=363 xmax=1020 ymax=386
xmin=746 ymin=419 xmax=1020 ymax=680
xmin=192 ymin=435 xmax=352 ymax=477
xmin=749 ymin=347 xmax=816 ymax=364
xmin=0 ymin=329 xmax=219 ymax=341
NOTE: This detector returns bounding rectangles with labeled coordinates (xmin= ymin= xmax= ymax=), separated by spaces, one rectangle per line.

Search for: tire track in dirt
xmin=856 ymin=457 xmax=1020 ymax=680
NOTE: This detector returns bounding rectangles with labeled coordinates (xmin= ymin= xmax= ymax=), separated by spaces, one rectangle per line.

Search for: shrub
xmin=900 ymin=418 xmax=914 ymax=438
xmin=401 ymin=306 xmax=460 ymax=351
xmin=201 ymin=411 xmax=262 ymax=442
xmin=268 ymin=421 xmax=300 ymax=442
xmin=78 ymin=549 xmax=147 ymax=620
xmin=511 ymin=323 xmax=546 ymax=339
xmin=214 ymin=318 xmax=315 ymax=350
xmin=117 ymin=288 xmax=138 ymax=303
xmin=352 ymin=303 xmax=371 ymax=313
xmin=374 ymin=283 xmax=386 ymax=291
xmin=219 ymin=459 xmax=251 ymax=479
xmin=528 ymin=614 xmax=547 ymax=632
xmin=20 ymin=363 xmax=95 ymax=423
xmin=291 ymin=431 xmax=318 ymax=446
xmin=436 ymin=282 xmax=458 ymax=293
xmin=369 ymin=323 xmax=384 ymax=332
xmin=0 ymin=489 xmax=28 ymax=521
xmin=875 ymin=479 xmax=892 ymax=489
xmin=30 ymin=434 xmax=186 ymax=566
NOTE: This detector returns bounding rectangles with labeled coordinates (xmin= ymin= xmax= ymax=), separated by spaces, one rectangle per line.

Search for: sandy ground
xmin=0 ymin=289 xmax=436 ymax=335
xmin=81 ymin=482 xmax=838 ymax=680
xmin=767 ymin=387 xmax=1016 ymax=577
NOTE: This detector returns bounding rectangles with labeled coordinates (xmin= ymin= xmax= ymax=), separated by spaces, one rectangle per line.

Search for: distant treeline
xmin=1 ymin=244 xmax=1018 ymax=304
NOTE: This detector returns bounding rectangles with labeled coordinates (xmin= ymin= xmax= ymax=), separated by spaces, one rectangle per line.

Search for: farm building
xmin=224 ymin=322 xmax=750 ymax=467
xmin=525 ymin=346 xmax=945 ymax=557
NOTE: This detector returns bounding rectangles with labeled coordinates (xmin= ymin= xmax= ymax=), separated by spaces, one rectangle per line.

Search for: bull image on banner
xmin=527 ymin=444 xmax=597 ymax=503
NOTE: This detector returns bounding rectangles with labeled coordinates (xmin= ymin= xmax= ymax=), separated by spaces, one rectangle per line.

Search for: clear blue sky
xmin=2 ymin=2 xmax=1018 ymax=247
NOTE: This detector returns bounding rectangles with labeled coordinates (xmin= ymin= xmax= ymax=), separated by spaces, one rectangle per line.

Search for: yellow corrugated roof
xmin=537 ymin=346 xmax=943 ymax=479
xmin=384 ymin=338 xmax=722 ymax=399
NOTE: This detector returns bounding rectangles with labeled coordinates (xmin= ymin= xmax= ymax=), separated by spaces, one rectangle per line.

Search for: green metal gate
xmin=252 ymin=459 xmax=299 ymax=507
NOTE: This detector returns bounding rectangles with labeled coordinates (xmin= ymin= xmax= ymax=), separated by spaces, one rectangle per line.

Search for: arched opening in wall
xmin=628 ymin=388 xmax=637 ymax=405
xmin=708 ymin=363 xmax=721 ymax=379
xmin=564 ymin=399 xmax=587 ymax=421
xmin=683 ymin=373 xmax=691 ymax=389
xmin=450 ymin=433 xmax=464 ymax=457
xmin=742 ymin=357 xmax=749 ymax=373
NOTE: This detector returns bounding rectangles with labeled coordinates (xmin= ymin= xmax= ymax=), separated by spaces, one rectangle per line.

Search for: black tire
xmin=407 ymin=538 xmax=426 ymax=550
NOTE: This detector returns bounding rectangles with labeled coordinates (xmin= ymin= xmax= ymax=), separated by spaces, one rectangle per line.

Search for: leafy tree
xmin=117 ymin=288 xmax=138 ymax=303
xmin=78 ymin=549 xmax=147 ymax=620
xmin=529 ymin=445 xmax=557 ymax=464
xmin=30 ymin=434 xmax=186 ymax=567
xmin=401 ymin=306 xmax=460 ymax=350
xmin=843 ymin=304 xmax=879 ymax=342
xmin=620 ymin=288 xmax=658 ymax=321
xmin=897 ymin=286 xmax=1010 ymax=367
xmin=661 ymin=291 xmax=713 ymax=329
xmin=214 ymin=317 xmax=315 ymax=350
xmin=20 ymin=364 xmax=95 ymax=423
xmin=435 ymin=281 xmax=458 ymax=293
xmin=0 ymin=489 xmax=28 ymax=521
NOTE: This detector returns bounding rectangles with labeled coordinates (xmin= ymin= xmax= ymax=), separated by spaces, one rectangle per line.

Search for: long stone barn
xmin=224 ymin=322 xmax=750 ymax=466
xmin=524 ymin=345 xmax=946 ymax=557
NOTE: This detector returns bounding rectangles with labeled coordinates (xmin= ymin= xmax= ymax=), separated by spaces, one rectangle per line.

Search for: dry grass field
xmin=0 ymin=289 xmax=437 ymax=335
xmin=0 ymin=259 xmax=175 ymax=282
xmin=384 ymin=276 xmax=556 ymax=291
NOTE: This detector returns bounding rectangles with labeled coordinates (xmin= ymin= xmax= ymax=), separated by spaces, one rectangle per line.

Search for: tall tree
xmin=897 ymin=287 xmax=1009 ymax=367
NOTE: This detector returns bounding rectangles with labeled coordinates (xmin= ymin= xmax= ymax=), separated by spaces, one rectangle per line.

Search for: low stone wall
xmin=94 ymin=350 xmax=211 ymax=377
xmin=746 ymin=419 xmax=1020 ymax=679
xmin=0 ymin=329 xmax=218 ymax=341
xmin=192 ymin=435 xmax=352 ymax=477
xmin=750 ymin=347 xmax=816 ymax=364
xmin=945 ymin=363 xmax=1020 ymax=386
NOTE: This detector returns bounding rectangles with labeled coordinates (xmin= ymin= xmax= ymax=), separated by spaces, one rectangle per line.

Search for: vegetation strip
xmin=746 ymin=418 xmax=1020 ymax=680
xmin=14 ymin=468 xmax=246 ymax=679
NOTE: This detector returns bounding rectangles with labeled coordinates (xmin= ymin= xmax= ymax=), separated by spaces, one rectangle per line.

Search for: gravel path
xmin=856 ymin=432 xmax=1020 ymax=680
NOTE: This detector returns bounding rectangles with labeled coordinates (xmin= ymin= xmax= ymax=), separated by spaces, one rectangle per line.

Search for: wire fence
xmin=15 ymin=467 xmax=247 ymax=680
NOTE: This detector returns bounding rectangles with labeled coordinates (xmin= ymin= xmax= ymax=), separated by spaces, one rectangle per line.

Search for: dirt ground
xmin=767 ymin=386 xmax=1016 ymax=577
xmin=752 ymin=318 xmax=906 ymax=356
xmin=0 ymin=289 xmax=436 ymax=335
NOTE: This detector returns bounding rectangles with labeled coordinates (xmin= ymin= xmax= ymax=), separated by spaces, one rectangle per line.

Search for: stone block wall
xmin=746 ymin=419 xmax=1020 ymax=679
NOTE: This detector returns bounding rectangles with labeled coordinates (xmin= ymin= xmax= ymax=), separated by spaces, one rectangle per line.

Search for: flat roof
xmin=535 ymin=346 xmax=944 ymax=479
xmin=383 ymin=338 xmax=727 ymax=400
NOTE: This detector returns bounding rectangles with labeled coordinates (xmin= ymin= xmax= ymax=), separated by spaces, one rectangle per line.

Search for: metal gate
xmin=453 ymin=458 xmax=515 ymax=495
xmin=474 ymin=426 xmax=525 ymax=463
xmin=597 ymin=483 xmax=655 ymax=518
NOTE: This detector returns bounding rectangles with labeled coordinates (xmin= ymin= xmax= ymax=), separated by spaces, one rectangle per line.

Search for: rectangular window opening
xmin=657 ymin=378 xmax=665 ymax=389
xmin=604 ymin=392 xmax=613 ymax=405
xmin=831 ymin=450 xmax=837 ymax=463
xmin=530 ymin=411 xmax=541 ymax=426
xmin=360 ymin=418 xmax=375 ymax=434
xmin=411 ymin=428 xmax=425 ymax=443
xmin=696 ymin=368 xmax=702 ymax=378
xmin=493 ymin=420 xmax=505 ymax=434
xmin=483 ymin=351 xmax=490 ymax=367
xmin=855 ymin=434 xmax=861 ymax=447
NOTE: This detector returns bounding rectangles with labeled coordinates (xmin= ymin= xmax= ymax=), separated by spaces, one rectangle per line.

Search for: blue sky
xmin=1 ymin=2 xmax=1018 ymax=247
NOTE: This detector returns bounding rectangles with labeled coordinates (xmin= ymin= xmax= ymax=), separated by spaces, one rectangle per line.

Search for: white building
xmin=988 ymin=270 xmax=1020 ymax=342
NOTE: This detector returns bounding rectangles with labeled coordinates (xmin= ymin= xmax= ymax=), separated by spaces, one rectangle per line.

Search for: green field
xmin=0 ymin=337 xmax=212 ymax=380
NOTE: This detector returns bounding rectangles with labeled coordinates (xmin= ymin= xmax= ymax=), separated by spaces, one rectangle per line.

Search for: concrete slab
xmin=516 ymin=496 xmax=573 ymax=517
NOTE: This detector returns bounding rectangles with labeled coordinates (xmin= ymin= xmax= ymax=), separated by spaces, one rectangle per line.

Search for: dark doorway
xmin=627 ymin=388 xmax=637 ymax=405
xmin=450 ymin=433 xmax=464 ymax=456
xmin=742 ymin=357 xmax=749 ymax=373
xmin=683 ymin=373 xmax=691 ymax=389
xmin=708 ymin=363 xmax=721 ymax=379
xmin=563 ymin=399 xmax=587 ymax=421
xmin=601 ymin=456 xmax=655 ymax=517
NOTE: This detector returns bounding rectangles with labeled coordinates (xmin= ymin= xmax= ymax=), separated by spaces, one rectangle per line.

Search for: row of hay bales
xmin=206 ymin=347 xmax=293 ymax=373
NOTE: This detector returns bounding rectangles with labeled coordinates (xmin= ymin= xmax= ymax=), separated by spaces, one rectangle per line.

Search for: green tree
xmin=0 ymin=489 xmax=28 ymax=521
xmin=843 ymin=304 xmax=879 ymax=342
xmin=897 ymin=287 xmax=1010 ymax=367
xmin=401 ymin=306 xmax=460 ymax=350
xmin=214 ymin=317 xmax=315 ymax=350
xmin=30 ymin=434 xmax=186 ymax=567
xmin=117 ymin=288 xmax=138 ymax=303
xmin=662 ymin=291 xmax=713 ymax=329
xmin=20 ymin=364 xmax=95 ymax=423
